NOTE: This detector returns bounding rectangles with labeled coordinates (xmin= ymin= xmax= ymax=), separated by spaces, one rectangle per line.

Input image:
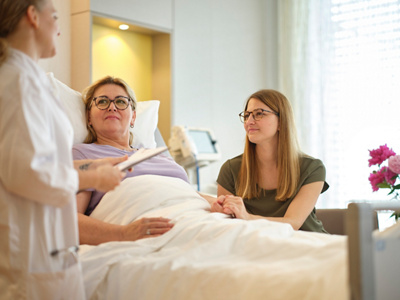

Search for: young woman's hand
xmin=219 ymin=195 xmax=252 ymax=220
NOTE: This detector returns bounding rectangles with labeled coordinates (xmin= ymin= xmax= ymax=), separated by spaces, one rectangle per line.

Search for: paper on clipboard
xmin=117 ymin=146 xmax=169 ymax=171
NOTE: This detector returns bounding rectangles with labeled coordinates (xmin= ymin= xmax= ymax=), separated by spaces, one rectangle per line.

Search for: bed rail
xmin=347 ymin=201 xmax=400 ymax=300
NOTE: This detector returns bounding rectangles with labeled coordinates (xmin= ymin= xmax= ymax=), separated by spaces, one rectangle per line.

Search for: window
xmin=278 ymin=0 xmax=400 ymax=207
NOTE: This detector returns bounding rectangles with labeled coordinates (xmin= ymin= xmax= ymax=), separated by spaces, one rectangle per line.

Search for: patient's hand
xmin=220 ymin=195 xmax=251 ymax=220
xmin=210 ymin=195 xmax=226 ymax=214
xmin=121 ymin=217 xmax=174 ymax=240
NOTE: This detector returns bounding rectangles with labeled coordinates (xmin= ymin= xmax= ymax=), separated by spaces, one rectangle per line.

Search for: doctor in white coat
xmin=0 ymin=0 xmax=124 ymax=299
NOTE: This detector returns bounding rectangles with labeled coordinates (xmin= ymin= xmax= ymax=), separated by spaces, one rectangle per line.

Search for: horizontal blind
xmin=322 ymin=0 xmax=400 ymax=207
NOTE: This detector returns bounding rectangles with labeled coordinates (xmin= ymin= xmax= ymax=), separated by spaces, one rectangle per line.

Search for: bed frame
xmin=158 ymin=129 xmax=400 ymax=300
xmin=347 ymin=201 xmax=400 ymax=300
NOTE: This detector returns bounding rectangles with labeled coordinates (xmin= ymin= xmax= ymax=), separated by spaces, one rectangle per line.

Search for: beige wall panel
xmin=92 ymin=24 xmax=153 ymax=102
xmin=71 ymin=0 xmax=90 ymax=14
xmin=152 ymin=34 xmax=171 ymax=141
xmin=71 ymin=12 xmax=92 ymax=93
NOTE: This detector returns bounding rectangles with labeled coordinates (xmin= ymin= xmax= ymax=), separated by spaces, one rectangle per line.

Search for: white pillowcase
xmin=131 ymin=100 xmax=159 ymax=149
xmin=47 ymin=73 xmax=159 ymax=148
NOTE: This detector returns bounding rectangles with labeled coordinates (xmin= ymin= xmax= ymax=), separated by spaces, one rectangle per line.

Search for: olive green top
xmin=217 ymin=154 xmax=329 ymax=233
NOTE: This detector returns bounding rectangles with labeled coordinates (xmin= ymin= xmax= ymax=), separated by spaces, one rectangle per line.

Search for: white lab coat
xmin=0 ymin=49 xmax=85 ymax=299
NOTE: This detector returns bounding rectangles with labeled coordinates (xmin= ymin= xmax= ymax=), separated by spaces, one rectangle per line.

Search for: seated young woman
xmin=73 ymin=76 xmax=189 ymax=245
xmin=211 ymin=89 xmax=329 ymax=233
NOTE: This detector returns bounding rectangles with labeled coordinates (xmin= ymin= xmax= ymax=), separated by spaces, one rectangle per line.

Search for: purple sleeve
xmin=72 ymin=143 xmax=189 ymax=215
xmin=72 ymin=147 xmax=88 ymax=160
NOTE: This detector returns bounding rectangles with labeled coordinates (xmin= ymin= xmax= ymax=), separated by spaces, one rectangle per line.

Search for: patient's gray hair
xmin=81 ymin=76 xmax=137 ymax=144
xmin=0 ymin=0 xmax=46 ymax=66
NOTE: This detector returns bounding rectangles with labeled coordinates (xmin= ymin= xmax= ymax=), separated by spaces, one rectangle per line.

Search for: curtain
xmin=278 ymin=0 xmax=400 ymax=208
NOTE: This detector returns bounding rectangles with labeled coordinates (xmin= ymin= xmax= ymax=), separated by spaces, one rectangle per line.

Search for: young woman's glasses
xmin=239 ymin=108 xmax=279 ymax=123
xmin=92 ymin=96 xmax=132 ymax=110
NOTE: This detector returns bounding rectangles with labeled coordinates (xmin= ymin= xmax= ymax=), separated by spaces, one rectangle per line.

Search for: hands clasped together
xmin=211 ymin=195 xmax=252 ymax=220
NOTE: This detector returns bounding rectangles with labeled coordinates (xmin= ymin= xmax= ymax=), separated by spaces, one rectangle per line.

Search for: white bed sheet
xmin=80 ymin=175 xmax=349 ymax=300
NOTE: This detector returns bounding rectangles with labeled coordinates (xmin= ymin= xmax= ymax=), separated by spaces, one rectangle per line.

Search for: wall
xmin=172 ymin=0 xmax=276 ymax=191
xmin=92 ymin=24 xmax=153 ymax=101
xmin=91 ymin=0 xmax=172 ymax=32
xmin=152 ymin=34 xmax=171 ymax=143
xmin=41 ymin=0 xmax=279 ymax=192
xmin=38 ymin=0 xmax=71 ymax=85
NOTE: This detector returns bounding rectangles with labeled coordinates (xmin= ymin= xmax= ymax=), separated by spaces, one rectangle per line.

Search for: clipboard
xmin=117 ymin=146 xmax=169 ymax=171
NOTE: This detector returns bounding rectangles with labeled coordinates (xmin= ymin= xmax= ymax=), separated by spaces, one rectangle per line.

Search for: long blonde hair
xmin=236 ymin=89 xmax=301 ymax=201
xmin=0 ymin=0 xmax=46 ymax=66
xmin=81 ymin=76 xmax=137 ymax=144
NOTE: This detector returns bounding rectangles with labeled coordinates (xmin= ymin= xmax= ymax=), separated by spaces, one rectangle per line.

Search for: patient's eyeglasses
xmin=239 ymin=108 xmax=279 ymax=123
xmin=92 ymin=96 xmax=132 ymax=110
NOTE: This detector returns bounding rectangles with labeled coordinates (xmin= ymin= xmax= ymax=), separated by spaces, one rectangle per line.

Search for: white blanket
xmin=80 ymin=175 xmax=349 ymax=300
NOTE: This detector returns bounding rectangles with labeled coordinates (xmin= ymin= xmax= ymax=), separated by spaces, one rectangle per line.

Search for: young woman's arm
xmin=217 ymin=181 xmax=324 ymax=230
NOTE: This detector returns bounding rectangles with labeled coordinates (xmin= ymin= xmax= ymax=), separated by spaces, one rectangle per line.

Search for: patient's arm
xmin=77 ymin=191 xmax=174 ymax=245
xmin=198 ymin=192 xmax=216 ymax=206
xmin=217 ymin=182 xmax=324 ymax=230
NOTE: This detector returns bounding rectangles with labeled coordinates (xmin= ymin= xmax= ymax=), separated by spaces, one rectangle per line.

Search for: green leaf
xmin=377 ymin=183 xmax=391 ymax=189
xmin=390 ymin=212 xmax=400 ymax=221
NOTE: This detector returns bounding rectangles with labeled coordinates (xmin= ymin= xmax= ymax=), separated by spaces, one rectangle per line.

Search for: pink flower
xmin=369 ymin=170 xmax=385 ymax=191
xmin=368 ymin=144 xmax=396 ymax=167
xmin=369 ymin=167 xmax=398 ymax=192
xmin=382 ymin=167 xmax=397 ymax=185
xmin=388 ymin=155 xmax=400 ymax=174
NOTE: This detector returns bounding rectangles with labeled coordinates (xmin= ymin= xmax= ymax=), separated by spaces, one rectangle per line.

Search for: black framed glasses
xmin=239 ymin=108 xmax=279 ymax=123
xmin=92 ymin=96 xmax=132 ymax=110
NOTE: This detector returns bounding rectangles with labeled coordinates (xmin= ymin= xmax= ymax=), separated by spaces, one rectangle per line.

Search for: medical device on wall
xmin=169 ymin=126 xmax=221 ymax=168
xmin=168 ymin=126 xmax=221 ymax=190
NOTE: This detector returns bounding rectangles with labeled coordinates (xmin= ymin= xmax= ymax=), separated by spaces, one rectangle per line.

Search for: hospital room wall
xmin=91 ymin=24 xmax=153 ymax=103
xmin=172 ymin=0 xmax=278 ymax=192
xmin=38 ymin=0 xmax=71 ymax=85
xmin=40 ymin=0 xmax=279 ymax=193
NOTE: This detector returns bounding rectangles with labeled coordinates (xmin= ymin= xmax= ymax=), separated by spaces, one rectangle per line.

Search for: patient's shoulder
xmin=73 ymin=143 xmax=95 ymax=153
xmin=72 ymin=143 xmax=110 ymax=160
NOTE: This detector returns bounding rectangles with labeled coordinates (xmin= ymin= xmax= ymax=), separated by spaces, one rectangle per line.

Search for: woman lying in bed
xmin=73 ymin=76 xmax=190 ymax=245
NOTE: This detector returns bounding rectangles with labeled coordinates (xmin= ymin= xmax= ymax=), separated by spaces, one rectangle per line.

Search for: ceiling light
xmin=119 ymin=24 xmax=129 ymax=30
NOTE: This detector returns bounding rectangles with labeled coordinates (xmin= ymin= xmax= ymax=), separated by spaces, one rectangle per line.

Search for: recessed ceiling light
xmin=119 ymin=24 xmax=129 ymax=30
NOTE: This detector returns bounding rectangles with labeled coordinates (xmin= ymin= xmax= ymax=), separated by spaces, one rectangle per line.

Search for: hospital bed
xmin=49 ymin=74 xmax=399 ymax=300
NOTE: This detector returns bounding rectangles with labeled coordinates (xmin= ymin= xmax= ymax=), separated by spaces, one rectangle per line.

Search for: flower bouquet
xmin=368 ymin=144 xmax=400 ymax=220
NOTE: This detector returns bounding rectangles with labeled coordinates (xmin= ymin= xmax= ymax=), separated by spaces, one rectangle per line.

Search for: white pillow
xmin=130 ymin=100 xmax=159 ymax=149
xmin=47 ymin=73 xmax=159 ymax=148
